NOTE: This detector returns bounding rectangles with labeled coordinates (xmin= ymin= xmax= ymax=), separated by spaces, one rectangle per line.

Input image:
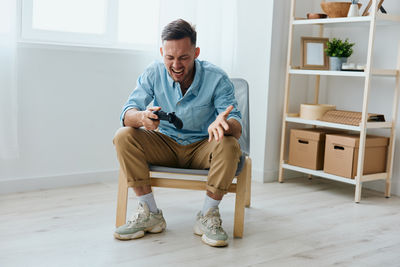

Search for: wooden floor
xmin=1 ymin=177 xmax=400 ymax=267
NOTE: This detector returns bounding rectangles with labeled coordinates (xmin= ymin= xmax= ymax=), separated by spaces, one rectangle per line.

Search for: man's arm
xmin=225 ymin=118 xmax=242 ymax=139
xmin=120 ymin=62 xmax=159 ymax=127
xmin=123 ymin=107 xmax=161 ymax=130
xmin=208 ymin=105 xmax=242 ymax=142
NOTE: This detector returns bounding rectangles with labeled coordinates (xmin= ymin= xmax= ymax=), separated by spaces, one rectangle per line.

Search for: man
xmin=113 ymin=19 xmax=242 ymax=247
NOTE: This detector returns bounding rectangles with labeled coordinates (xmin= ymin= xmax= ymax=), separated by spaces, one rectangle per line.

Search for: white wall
xmin=262 ymin=0 xmax=316 ymax=182
xmin=233 ymin=0 xmax=274 ymax=182
xmin=0 ymin=43 xmax=155 ymax=193
xmin=0 ymin=0 xmax=276 ymax=192
xmin=263 ymin=0 xmax=291 ymax=181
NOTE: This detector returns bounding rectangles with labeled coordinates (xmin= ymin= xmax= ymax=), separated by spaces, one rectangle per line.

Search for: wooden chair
xmin=115 ymin=78 xmax=251 ymax=238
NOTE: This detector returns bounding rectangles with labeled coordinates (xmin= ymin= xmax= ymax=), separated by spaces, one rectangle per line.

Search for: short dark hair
xmin=161 ymin=19 xmax=197 ymax=45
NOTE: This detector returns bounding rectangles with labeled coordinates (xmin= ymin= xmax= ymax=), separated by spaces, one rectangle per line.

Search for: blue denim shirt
xmin=121 ymin=59 xmax=242 ymax=145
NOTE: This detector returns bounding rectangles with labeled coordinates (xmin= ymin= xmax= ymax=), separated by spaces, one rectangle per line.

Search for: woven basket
xmin=320 ymin=110 xmax=385 ymax=126
xmin=320 ymin=2 xmax=362 ymax=18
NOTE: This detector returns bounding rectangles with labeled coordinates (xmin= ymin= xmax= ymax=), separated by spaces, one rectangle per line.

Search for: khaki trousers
xmin=113 ymin=127 xmax=241 ymax=195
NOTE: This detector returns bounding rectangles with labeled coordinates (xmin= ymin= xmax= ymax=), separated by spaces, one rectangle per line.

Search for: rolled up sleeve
xmin=213 ymin=77 xmax=242 ymax=128
xmin=120 ymin=69 xmax=155 ymax=126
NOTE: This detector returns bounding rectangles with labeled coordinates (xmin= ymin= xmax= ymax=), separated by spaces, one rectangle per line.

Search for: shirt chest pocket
xmin=183 ymin=104 xmax=214 ymax=131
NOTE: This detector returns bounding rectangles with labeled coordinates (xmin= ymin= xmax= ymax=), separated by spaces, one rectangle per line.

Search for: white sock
xmin=202 ymin=195 xmax=221 ymax=215
xmin=138 ymin=192 xmax=158 ymax=213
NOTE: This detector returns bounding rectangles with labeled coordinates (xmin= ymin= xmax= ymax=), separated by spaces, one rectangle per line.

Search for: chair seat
xmin=149 ymin=153 xmax=246 ymax=177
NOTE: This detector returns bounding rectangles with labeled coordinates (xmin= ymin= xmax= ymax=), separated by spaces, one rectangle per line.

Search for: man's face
xmin=160 ymin=37 xmax=200 ymax=84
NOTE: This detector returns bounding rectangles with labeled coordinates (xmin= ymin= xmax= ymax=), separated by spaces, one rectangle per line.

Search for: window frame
xmin=20 ymin=0 xmax=159 ymax=51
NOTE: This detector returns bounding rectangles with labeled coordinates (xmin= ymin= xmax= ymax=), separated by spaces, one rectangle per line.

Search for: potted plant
xmin=325 ymin=38 xmax=355 ymax=71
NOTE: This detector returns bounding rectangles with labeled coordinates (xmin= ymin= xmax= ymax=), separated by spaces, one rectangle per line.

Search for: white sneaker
xmin=193 ymin=207 xmax=228 ymax=247
xmin=114 ymin=202 xmax=166 ymax=240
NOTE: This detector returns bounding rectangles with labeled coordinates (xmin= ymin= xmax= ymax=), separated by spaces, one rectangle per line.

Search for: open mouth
xmin=171 ymin=68 xmax=184 ymax=75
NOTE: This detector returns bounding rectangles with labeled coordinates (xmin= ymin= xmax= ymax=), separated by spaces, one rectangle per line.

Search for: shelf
xmin=286 ymin=116 xmax=360 ymax=130
xmin=282 ymin=163 xmax=388 ymax=183
xmin=293 ymin=16 xmax=372 ymax=25
xmin=282 ymin=163 xmax=356 ymax=184
xmin=293 ymin=13 xmax=400 ymax=26
xmin=289 ymin=69 xmax=366 ymax=77
xmin=289 ymin=68 xmax=398 ymax=77
xmin=285 ymin=116 xmax=392 ymax=131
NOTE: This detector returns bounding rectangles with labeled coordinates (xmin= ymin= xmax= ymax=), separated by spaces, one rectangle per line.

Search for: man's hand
xmin=140 ymin=106 xmax=161 ymax=130
xmin=208 ymin=105 xmax=233 ymax=142
xmin=124 ymin=107 xmax=162 ymax=130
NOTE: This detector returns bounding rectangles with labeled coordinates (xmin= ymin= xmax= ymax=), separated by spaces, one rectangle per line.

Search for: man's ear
xmin=194 ymin=47 xmax=200 ymax=59
xmin=160 ymin=47 xmax=163 ymax=57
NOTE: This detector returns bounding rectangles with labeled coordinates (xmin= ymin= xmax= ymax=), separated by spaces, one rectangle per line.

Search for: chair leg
xmin=234 ymin=159 xmax=248 ymax=238
xmin=245 ymin=157 xmax=252 ymax=208
xmin=116 ymin=172 xmax=129 ymax=227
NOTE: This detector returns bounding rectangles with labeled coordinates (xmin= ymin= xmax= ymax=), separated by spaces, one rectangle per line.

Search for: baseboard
xmin=363 ymin=179 xmax=400 ymax=197
xmin=252 ymin=168 xmax=264 ymax=182
xmin=262 ymin=169 xmax=278 ymax=182
xmin=390 ymin=180 xmax=400 ymax=197
xmin=252 ymin=167 xmax=304 ymax=183
xmin=264 ymin=168 xmax=305 ymax=182
xmin=0 ymin=169 xmax=119 ymax=195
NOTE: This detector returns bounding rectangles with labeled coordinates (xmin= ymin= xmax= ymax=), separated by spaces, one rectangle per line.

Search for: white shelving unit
xmin=278 ymin=0 xmax=400 ymax=202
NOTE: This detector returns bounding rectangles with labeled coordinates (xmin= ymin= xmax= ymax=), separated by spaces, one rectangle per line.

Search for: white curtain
xmin=157 ymin=0 xmax=238 ymax=75
xmin=0 ymin=0 xmax=19 ymax=159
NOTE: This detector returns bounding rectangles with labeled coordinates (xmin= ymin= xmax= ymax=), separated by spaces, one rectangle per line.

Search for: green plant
xmin=325 ymin=38 xmax=355 ymax=58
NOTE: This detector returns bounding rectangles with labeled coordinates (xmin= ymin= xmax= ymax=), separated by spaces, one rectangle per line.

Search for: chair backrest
xmin=231 ymin=78 xmax=250 ymax=156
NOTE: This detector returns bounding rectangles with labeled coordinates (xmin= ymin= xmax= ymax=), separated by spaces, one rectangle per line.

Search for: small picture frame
xmin=301 ymin=37 xmax=329 ymax=70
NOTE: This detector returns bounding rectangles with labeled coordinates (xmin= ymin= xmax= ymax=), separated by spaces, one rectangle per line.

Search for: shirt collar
xmin=166 ymin=68 xmax=175 ymax=88
xmin=166 ymin=59 xmax=202 ymax=96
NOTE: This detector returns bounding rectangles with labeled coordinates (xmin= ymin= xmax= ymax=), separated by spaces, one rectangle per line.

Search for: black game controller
xmin=151 ymin=110 xmax=183 ymax=130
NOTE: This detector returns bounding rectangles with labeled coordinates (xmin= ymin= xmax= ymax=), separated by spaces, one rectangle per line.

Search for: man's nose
xmin=172 ymin=60 xmax=182 ymax=68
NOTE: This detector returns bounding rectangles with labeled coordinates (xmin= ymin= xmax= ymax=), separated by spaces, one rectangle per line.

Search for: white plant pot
xmin=329 ymin=57 xmax=348 ymax=71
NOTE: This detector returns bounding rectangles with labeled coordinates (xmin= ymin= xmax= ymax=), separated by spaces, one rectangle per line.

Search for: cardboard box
xmin=288 ymin=128 xmax=336 ymax=170
xmin=324 ymin=134 xmax=389 ymax=178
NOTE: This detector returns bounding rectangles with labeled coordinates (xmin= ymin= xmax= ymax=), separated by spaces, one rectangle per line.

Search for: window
xmin=32 ymin=0 xmax=107 ymax=34
xmin=118 ymin=0 xmax=159 ymax=46
xmin=21 ymin=0 xmax=159 ymax=50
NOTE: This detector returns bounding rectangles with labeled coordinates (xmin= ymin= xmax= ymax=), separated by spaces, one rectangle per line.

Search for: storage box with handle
xmin=288 ymin=128 xmax=340 ymax=170
xmin=323 ymin=134 xmax=389 ymax=179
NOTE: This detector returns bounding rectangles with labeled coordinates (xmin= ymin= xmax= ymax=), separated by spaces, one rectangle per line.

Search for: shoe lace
xmin=204 ymin=214 xmax=223 ymax=233
xmin=127 ymin=205 xmax=146 ymax=224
